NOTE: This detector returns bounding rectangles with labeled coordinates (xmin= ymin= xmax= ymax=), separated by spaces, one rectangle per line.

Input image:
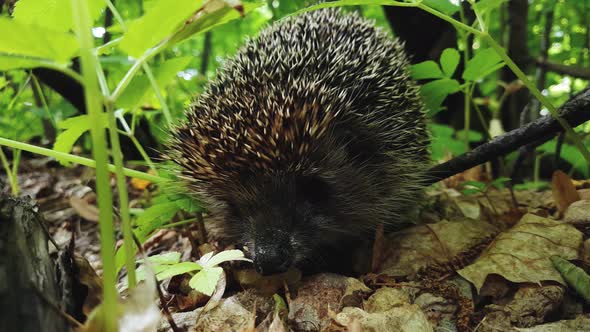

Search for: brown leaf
xmin=458 ymin=214 xmax=583 ymax=292
xmin=69 ymin=196 xmax=100 ymax=222
xmin=552 ymin=170 xmax=580 ymax=213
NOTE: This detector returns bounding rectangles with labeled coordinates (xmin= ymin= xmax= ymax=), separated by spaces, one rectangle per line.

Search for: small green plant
xmin=135 ymin=250 xmax=252 ymax=296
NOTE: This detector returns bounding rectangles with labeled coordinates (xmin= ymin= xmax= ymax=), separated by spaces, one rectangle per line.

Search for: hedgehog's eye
xmin=297 ymin=176 xmax=331 ymax=203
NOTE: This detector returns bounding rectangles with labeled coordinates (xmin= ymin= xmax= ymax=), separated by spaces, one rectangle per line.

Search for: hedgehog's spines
xmin=168 ymin=8 xmax=430 ymax=241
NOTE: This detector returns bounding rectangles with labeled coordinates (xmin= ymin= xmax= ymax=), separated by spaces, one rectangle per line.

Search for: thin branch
xmin=426 ymin=87 xmax=590 ymax=184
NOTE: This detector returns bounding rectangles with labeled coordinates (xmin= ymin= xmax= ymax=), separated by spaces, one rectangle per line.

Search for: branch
xmin=534 ymin=58 xmax=590 ymax=80
xmin=426 ymin=87 xmax=590 ymax=184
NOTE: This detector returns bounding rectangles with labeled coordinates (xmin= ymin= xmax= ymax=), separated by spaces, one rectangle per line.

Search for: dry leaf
xmin=552 ymin=170 xmax=580 ymax=213
xmin=378 ymin=219 xmax=498 ymax=278
xmin=70 ymin=196 xmax=100 ymax=222
xmin=458 ymin=214 xmax=583 ymax=292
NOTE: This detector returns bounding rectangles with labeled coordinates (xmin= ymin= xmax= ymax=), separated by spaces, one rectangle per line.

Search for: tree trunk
xmin=0 ymin=196 xmax=69 ymax=332
xmin=500 ymin=0 xmax=531 ymax=131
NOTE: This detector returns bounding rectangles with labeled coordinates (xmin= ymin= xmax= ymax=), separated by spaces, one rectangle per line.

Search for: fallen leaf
xmin=458 ymin=214 xmax=583 ymax=292
xmin=552 ymin=170 xmax=580 ymax=213
xmin=378 ymin=218 xmax=498 ymax=278
xmin=70 ymin=196 xmax=100 ymax=222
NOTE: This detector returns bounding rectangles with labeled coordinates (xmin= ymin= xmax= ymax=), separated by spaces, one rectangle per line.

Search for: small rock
xmin=564 ymin=200 xmax=590 ymax=225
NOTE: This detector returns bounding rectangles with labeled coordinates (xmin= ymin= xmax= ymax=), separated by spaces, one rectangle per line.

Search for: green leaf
xmin=490 ymin=177 xmax=511 ymax=189
xmin=461 ymin=188 xmax=481 ymax=196
xmin=551 ymin=256 xmax=590 ymax=303
xmin=156 ymin=262 xmax=202 ymax=281
xmin=419 ymin=78 xmax=461 ymax=111
xmin=202 ymin=249 xmax=252 ymax=268
xmin=116 ymin=57 xmax=193 ymax=109
xmin=538 ymin=140 xmax=589 ymax=177
xmin=473 ymin=0 xmax=508 ymax=15
xmin=140 ymin=252 xmax=182 ymax=265
xmin=463 ymin=48 xmax=504 ymax=81
xmin=462 ymin=180 xmax=487 ymax=190
xmin=0 ymin=18 xmax=78 ymax=70
xmin=174 ymin=197 xmax=204 ymax=214
xmin=440 ymin=48 xmax=460 ymax=77
xmin=430 ymin=124 xmax=455 ymax=138
xmin=189 ymin=267 xmax=223 ymax=296
xmin=119 ymin=0 xmax=205 ymax=57
xmin=135 ymin=202 xmax=182 ymax=242
xmin=423 ymin=0 xmax=460 ymax=15
xmin=456 ymin=129 xmax=483 ymax=142
xmin=115 ymin=201 xmax=181 ymax=273
xmin=13 ymin=0 xmax=105 ymax=32
xmin=53 ymin=114 xmax=108 ymax=165
xmin=410 ymin=61 xmax=444 ymax=80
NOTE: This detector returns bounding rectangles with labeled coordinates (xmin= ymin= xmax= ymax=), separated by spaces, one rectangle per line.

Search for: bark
xmin=500 ymin=0 xmax=531 ymax=130
xmin=0 ymin=196 xmax=69 ymax=332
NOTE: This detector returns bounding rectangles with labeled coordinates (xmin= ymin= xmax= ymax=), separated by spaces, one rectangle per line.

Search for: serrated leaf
xmin=156 ymin=262 xmax=202 ymax=281
xmin=419 ymin=78 xmax=461 ymax=111
xmin=203 ymin=249 xmax=252 ymax=268
xmin=463 ymin=48 xmax=504 ymax=81
xmin=410 ymin=61 xmax=444 ymax=80
xmin=53 ymin=113 xmax=108 ymax=165
xmin=0 ymin=18 xmax=78 ymax=70
xmin=13 ymin=0 xmax=105 ymax=32
xmin=440 ymin=48 xmax=460 ymax=77
xmin=174 ymin=197 xmax=204 ymax=213
xmin=116 ymin=57 xmax=193 ymax=109
xmin=189 ymin=267 xmax=223 ymax=296
xmin=551 ymin=256 xmax=590 ymax=303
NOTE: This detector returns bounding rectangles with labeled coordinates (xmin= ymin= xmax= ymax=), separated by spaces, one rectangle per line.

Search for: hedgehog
xmin=168 ymin=8 xmax=430 ymax=275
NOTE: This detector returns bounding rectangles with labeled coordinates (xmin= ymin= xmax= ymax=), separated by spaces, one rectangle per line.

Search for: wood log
xmin=0 ymin=195 xmax=69 ymax=332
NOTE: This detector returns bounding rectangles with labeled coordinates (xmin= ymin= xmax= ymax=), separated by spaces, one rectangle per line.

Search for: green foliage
xmin=135 ymin=249 xmax=251 ymax=296
xmin=12 ymin=0 xmax=105 ymax=32
xmin=119 ymin=0 xmax=206 ymax=57
xmin=53 ymin=114 xmax=108 ymax=165
xmin=116 ymin=57 xmax=192 ymax=110
xmin=430 ymin=124 xmax=484 ymax=160
xmin=538 ymin=139 xmax=589 ymax=177
xmin=411 ymin=48 xmax=463 ymax=115
xmin=462 ymin=48 xmax=504 ymax=82
xmin=0 ymin=18 xmax=79 ymax=70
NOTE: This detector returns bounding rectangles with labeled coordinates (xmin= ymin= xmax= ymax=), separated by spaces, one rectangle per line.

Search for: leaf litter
xmin=5 ymin=158 xmax=590 ymax=331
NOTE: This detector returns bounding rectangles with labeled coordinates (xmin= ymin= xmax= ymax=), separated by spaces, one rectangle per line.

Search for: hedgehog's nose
xmin=254 ymin=246 xmax=292 ymax=276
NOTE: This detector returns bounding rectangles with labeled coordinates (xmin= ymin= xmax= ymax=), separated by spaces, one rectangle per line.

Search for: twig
xmin=426 ymin=87 xmax=590 ymax=184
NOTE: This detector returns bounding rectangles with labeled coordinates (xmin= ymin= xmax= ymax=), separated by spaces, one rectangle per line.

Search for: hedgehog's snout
xmin=254 ymin=244 xmax=293 ymax=275
xmin=252 ymin=230 xmax=294 ymax=275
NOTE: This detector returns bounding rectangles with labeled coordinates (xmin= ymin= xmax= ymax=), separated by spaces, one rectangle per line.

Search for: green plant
xmin=135 ymin=250 xmax=252 ymax=296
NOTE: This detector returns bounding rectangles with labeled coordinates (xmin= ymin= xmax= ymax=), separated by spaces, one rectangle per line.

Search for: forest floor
xmin=2 ymin=158 xmax=590 ymax=332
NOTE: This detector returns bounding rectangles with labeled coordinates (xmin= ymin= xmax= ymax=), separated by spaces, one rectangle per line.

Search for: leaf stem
xmin=70 ymin=0 xmax=118 ymax=329
xmin=0 ymin=137 xmax=166 ymax=183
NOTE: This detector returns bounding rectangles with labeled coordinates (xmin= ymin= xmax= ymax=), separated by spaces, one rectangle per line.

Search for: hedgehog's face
xmin=221 ymin=174 xmax=342 ymax=275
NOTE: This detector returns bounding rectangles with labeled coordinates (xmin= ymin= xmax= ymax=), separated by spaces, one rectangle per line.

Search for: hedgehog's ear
xmin=296 ymin=175 xmax=332 ymax=203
